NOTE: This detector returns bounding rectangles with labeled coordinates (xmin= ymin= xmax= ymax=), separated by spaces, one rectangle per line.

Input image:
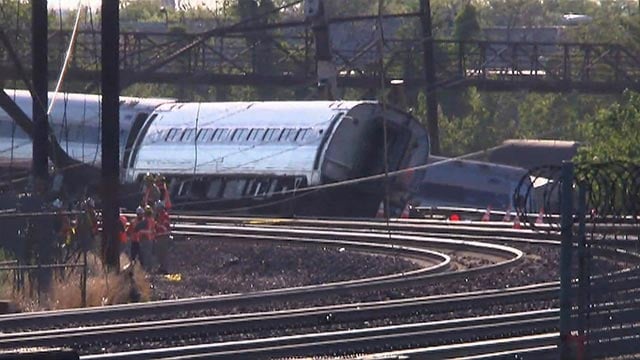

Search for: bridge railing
xmin=2 ymin=28 xmax=640 ymax=92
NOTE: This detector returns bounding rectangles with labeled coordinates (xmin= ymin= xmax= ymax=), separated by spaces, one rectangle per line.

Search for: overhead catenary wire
xmin=48 ymin=0 xmax=84 ymax=115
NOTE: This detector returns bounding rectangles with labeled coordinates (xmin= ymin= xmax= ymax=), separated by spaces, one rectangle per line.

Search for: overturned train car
xmin=0 ymin=89 xmax=173 ymax=169
xmin=123 ymin=101 xmax=430 ymax=217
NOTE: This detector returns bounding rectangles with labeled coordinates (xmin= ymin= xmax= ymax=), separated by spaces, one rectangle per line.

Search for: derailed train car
xmin=123 ymin=101 xmax=430 ymax=217
xmin=0 ymin=89 xmax=173 ymax=170
xmin=412 ymin=156 xmax=534 ymax=211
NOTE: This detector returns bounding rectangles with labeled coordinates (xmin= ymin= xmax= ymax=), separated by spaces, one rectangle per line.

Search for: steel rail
xmin=169 ymin=214 xmax=563 ymax=241
xmin=78 ymin=310 xmax=559 ymax=359
xmin=3 ymin=218 xmax=634 ymax=333
xmin=1 ymin=218 xmax=638 ymax=358
xmin=0 ymin=222 xmax=522 ymax=330
xmin=75 ymin=303 xmax=640 ymax=359
xmin=5 ymin=282 xmax=640 ymax=353
xmin=0 ymin=283 xmax=559 ymax=350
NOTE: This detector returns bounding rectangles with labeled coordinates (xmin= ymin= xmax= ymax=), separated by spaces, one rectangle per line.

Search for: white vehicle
xmin=124 ymin=101 xmax=430 ymax=216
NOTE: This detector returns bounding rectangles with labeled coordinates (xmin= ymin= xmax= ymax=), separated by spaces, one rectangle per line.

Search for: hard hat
xmin=144 ymin=205 xmax=153 ymax=215
xmin=155 ymin=200 xmax=165 ymax=210
xmin=52 ymin=198 xmax=63 ymax=209
xmin=85 ymin=197 xmax=95 ymax=208
xmin=136 ymin=206 xmax=145 ymax=215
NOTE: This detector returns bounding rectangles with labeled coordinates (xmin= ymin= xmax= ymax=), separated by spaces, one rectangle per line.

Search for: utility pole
xmin=306 ymin=0 xmax=337 ymax=100
xmin=419 ymin=0 xmax=440 ymax=155
xmin=32 ymin=0 xmax=48 ymax=187
xmin=102 ymin=0 xmax=121 ymax=271
xmin=32 ymin=0 xmax=53 ymax=295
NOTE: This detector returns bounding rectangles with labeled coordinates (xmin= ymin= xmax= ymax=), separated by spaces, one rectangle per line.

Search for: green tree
xmin=440 ymin=2 xmax=481 ymax=118
xmin=453 ymin=2 xmax=480 ymax=40
xmin=576 ymin=90 xmax=640 ymax=162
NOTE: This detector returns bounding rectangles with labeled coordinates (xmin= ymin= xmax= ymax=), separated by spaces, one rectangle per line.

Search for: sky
xmin=49 ymin=0 xmax=102 ymax=10
xmin=49 ymin=0 xmax=223 ymax=10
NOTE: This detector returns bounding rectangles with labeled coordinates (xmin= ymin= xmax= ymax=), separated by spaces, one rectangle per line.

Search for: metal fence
xmin=0 ymin=207 xmax=90 ymax=307
xmin=516 ymin=161 xmax=640 ymax=359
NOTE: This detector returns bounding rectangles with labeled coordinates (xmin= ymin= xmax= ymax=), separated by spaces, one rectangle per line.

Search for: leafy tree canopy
xmin=576 ymin=90 xmax=640 ymax=162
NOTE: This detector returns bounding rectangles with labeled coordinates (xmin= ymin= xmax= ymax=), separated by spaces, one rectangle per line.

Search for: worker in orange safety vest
xmin=136 ymin=205 xmax=156 ymax=270
xmin=128 ymin=206 xmax=144 ymax=265
xmin=154 ymin=200 xmax=171 ymax=274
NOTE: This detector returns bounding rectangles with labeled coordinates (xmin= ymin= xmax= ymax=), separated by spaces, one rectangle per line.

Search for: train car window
xmin=295 ymin=129 xmax=309 ymax=142
xmin=177 ymin=180 xmax=192 ymax=197
xmin=289 ymin=128 xmax=299 ymax=142
xmin=238 ymin=129 xmax=247 ymax=142
xmin=167 ymin=178 xmax=179 ymax=195
xmin=207 ymin=179 xmax=223 ymax=199
xmin=267 ymin=180 xmax=278 ymax=197
xmin=189 ymin=178 xmax=208 ymax=198
xmin=196 ymin=128 xmax=210 ymax=142
xmin=281 ymin=129 xmax=291 ymax=142
xmin=165 ymin=128 xmax=180 ymax=142
xmin=222 ymin=179 xmax=246 ymax=198
xmin=263 ymin=129 xmax=273 ymax=141
xmin=230 ymin=129 xmax=241 ymax=142
xmin=181 ymin=128 xmax=196 ymax=142
xmin=253 ymin=181 xmax=263 ymax=196
xmin=272 ymin=129 xmax=280 ymax=141
xmin=245 ymin=179 xmax=256 ymax=195
xmin=211 ymin=129 xmax=221 ymax=141
xmin=247 ymin=129 xmax=257 ymax=141
xmin=240 ymin=128 xmax=250 ymax=141
xmin=217 ymin=129 xmax=230 ymax=142
xmin=253 ymin=179 xmax=270 ymax=196
xmin=279 ymin=128 xmax=291 ymax=142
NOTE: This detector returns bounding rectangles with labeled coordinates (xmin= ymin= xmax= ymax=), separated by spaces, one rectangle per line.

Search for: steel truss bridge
xmin=1 ymin=17 xmax=640 ymax=94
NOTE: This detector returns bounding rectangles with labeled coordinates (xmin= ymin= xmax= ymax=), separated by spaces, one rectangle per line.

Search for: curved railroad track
xmin=1 ymin=216 xmax=637 ymax=359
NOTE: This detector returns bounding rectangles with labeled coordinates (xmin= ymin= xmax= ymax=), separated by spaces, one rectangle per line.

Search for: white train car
xmin=124 ymin=101 xmax=429 ymax=217
xmin=0 ymin=89 xmax=173 ymax=169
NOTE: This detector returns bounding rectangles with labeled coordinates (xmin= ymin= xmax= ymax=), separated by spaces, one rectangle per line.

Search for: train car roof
xmin=3 ymin=89 xmax=174 ymax=109
xmin=488 ymin=139 xmax=580 ymax=169
xmin=151 ymin=101 xmax=376 ymax=128
xmin=423 ymin=156 xmax=527 ymax=187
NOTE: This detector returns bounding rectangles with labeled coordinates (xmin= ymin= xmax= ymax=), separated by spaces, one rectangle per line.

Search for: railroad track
xmin=1 ymin=218 xmax=527 ymax=330
xmin=1 ymin=217 xmax=637 ymax=359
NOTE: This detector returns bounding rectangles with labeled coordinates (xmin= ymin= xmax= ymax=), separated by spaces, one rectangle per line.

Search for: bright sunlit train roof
xmin=3 ymin=89 xmax=174 ymax=109
xmin=150 ymin=101 xmax=375 ymax=129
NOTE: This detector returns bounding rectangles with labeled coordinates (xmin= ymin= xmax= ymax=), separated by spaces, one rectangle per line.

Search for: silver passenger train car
xmin=0 ymin=89 xmax=173 ymax=169
xmin=123 ymin=101 xmax=430 ymax=217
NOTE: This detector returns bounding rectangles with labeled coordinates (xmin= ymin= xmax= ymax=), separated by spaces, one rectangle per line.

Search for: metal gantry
xmin=1 ymin=25 xmax=639 ymax=94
